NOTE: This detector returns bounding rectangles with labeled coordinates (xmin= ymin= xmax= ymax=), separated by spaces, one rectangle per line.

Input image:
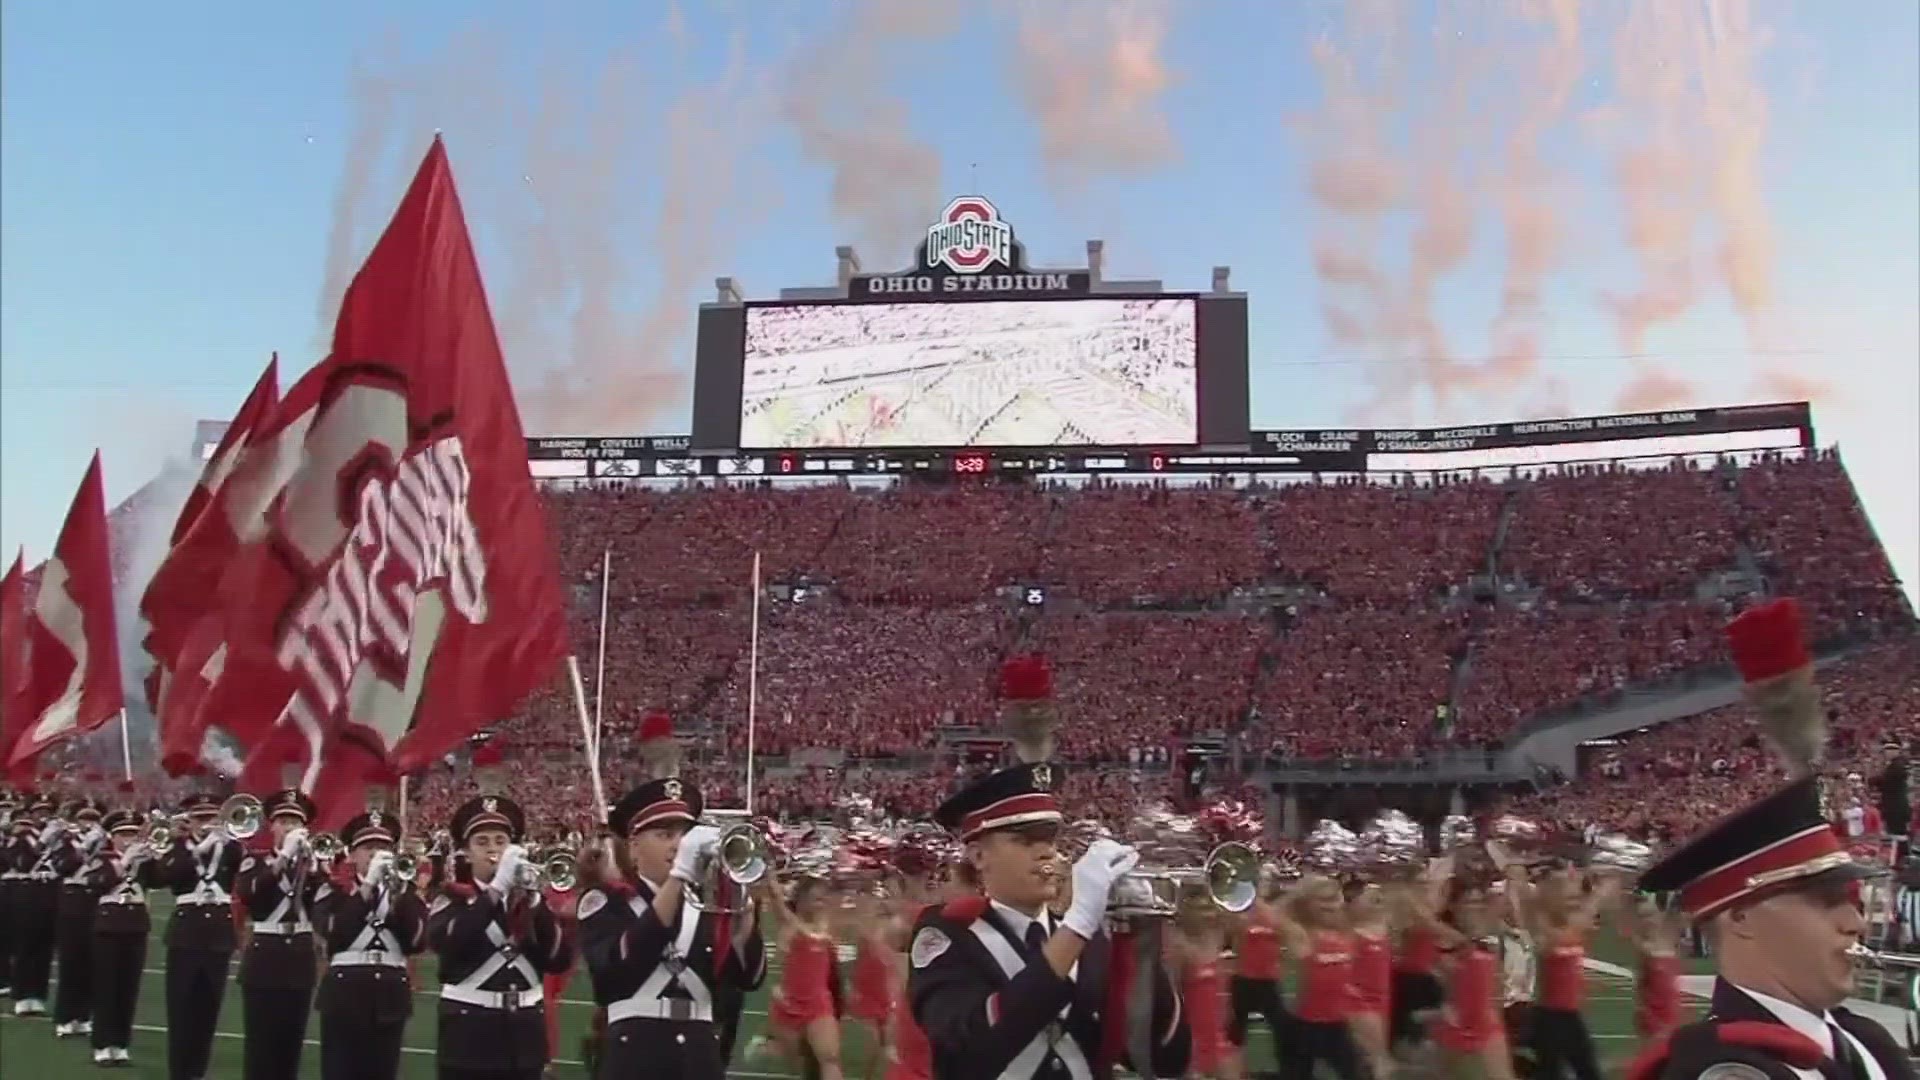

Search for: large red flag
xmin=223 ymin=137 xmax=569 ymax=826
xmin=141 ymin=354 xmax=282 ymax=687
xmin=1 ymin=549 xmax=27 ymax=774
xmin=8 ymin=453 xmax=125 ymax=769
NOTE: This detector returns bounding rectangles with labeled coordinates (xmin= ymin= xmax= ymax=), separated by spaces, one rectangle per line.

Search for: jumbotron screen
xmin=736 ymin=298 xmax=1198 ymax=449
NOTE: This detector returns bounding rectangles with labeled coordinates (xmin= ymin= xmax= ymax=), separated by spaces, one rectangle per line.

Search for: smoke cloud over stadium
xmin=1299 ymin=0 xmax=1789 ymax=421
xmin=307 ymin=2 xmax=1184 ymax=438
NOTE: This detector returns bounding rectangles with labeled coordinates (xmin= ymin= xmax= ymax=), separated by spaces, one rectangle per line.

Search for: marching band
xmin=0 ymin=640 xmax=1915 ymax=1080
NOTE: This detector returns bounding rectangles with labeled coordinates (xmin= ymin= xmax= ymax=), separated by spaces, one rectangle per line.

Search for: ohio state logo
xmin=924 ymin=196 xmax=1012 ymax=275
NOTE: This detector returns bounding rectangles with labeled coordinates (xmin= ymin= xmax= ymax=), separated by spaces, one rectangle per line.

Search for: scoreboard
xmin=525 ymin=401 xmax=1813 ymax=481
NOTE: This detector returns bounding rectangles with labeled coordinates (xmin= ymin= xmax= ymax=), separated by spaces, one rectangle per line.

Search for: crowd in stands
xmin=26 ymin=450 xmax=1910 ymax=846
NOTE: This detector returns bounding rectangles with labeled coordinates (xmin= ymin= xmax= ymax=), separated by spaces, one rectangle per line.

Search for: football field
xmin=0 ymin=896 xmax=1702 ymax=1078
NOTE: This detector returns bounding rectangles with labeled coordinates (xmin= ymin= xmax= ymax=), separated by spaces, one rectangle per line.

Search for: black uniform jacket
xmin=908 ymin=899 xmax=1191 ymax=1080
xmin=427 ymin=882 xmax=573 ymax=1071
xmin=1646 ymin=978 xmax=1916 ymax=1080
xmin=578 ymin=876 xmax=769 ymax=1011
xmin=84 ymin=851 xmax=160 ymax=936
xmin=312 ymin=880 xmax=428 ymax=1024
xmin=235 ymin=850 xmax=324 ymax=988
xmin=159 ymin=836 xmax=244 ymax=950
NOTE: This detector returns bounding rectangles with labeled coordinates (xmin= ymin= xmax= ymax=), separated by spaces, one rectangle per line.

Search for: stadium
xmin=4 ymin=193 xmax=1915 ymax=1079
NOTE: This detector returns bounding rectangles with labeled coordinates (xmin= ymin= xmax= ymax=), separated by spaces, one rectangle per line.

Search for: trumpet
xmin=695 ymin=811 xmax=770 ymax=914
xmin=1848 ymin=944 xmax=1920 ymax=970
xmin=220 ymin=794 xmax=264 ymax=840
xmin=308 ymin=832 xmax=343 ymax=865
xmin=1105 ymin=842 xmax=1265 ymax=921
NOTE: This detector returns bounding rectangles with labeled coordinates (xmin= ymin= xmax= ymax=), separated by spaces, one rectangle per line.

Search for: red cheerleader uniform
xmin=1434 ymin=944 xmax=1500 ymax=1053
xmin=848 ymin=930 xmax=894 ymax=1025
xmin=772 ymin=929 xmax=837 ymax=1030
xmin=1295 ymin=930 xmax=1355 ymax=1024
xmin=1184 ymin=955 xmax=1230 ymax=1075
xmin=1348 ymin=931 xmax=1393 ymax=1018
xmin=1635 ymin=954 xmax=1681 ymax=1038
xmin=886 ymin=982 xmax=934 ymax=1080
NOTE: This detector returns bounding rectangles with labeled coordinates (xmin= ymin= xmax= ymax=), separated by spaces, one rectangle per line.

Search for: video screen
xmin=738 ymin=298 xmax=1199 ymax=448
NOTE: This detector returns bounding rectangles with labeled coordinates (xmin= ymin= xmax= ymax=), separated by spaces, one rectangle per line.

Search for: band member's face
xmin=466 ymin=828 xmax=512 ymax=879
xmin=352 ymin=839 xmax=394 ymax=876
xmin=110 ymin=830 xmax=138 ymax=855
xmin=188 ymin=811 xmax=217 ymax=836
xmin=971 ymin=825 xmax=1059 ymax=912
xmin=1726 ymin=877 xmax=1865 ymax=1011
xmin=627 ymin=823 xmax=687 ymax=882
xmin=270 ymin=814 xmax=303 ymax=841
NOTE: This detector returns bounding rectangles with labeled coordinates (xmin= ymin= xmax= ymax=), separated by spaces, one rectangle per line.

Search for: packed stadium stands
xmin=25 ymin=449 xmax=1913 ymax=843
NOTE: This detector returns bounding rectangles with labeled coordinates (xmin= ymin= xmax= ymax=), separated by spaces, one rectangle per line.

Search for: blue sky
xmin=2 ymin=0 xmax=1915 ymax=599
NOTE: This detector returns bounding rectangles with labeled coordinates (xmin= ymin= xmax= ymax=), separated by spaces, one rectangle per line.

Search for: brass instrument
xmin=146 ymin=823 xmax=175 ymax=849
xmin=695 ymin=810 xmax=770 ymax=913
xmin=220 ymin=794 xmax=264 ymax=840
xmin=541 ymin=847 xmax=578 ymax=893
xmin=1848 ymin=944 xmax=1920 ymax=970
xmin=1108 ymin=841 xmax=1264 ymax=920
xmin=308 ymin=832 xmax=344 ymax=865
xmin=390 ymin=850 xmax=421 ymax=885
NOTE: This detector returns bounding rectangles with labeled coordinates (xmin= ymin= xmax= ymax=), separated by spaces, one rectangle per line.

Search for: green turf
xmin=1 ymin=896 xmax=1690 ymax=1078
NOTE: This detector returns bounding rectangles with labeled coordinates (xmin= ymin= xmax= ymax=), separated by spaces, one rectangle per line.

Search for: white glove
xmin=670 ymin=825 xmax=722 ymax=885
xmin=363 ymin=850 xmax=396 ymax=894
xmin=1061 ymin=839 xmax=1141 ymax=941
xmin=490 ymin=845 xmax=526 ymax=897
xmin=278 ymin=828 xmax=309 ymax=864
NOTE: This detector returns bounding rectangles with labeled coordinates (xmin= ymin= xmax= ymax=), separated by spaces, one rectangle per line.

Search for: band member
xmin=429 ymin=793 xmax=573 ymax=1080
xmin=0 ymin=790 xmax=19 ymax=998
xmin=159 ymin=791 xmax=243 ymax=1080
xmin=7 ymin=794 xmax=60 ymax=1015
xmin=579 ymin=714 xmax=769 ymax=1080
xmin=1630 ymin=776 xmax=1913 ymax=1080
xmin=88 ymin=809 xmax=160 ymax=1066
xmin=908 ymin=760 xmax=1192 ymax=1080
xmin=313 ymin=806 xmax=428 ymax=1080
xmin=235 ymin=786 xmax=323 ymax=1080
xmin=52 ymin=799 xmax=106 ymax=1038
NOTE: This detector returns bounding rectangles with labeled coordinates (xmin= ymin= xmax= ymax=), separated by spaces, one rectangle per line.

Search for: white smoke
xmin=109 ymin=456 xmax=203 ymax=743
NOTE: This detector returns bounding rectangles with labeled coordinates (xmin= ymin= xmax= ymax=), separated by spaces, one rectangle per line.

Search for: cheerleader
xmin=1501 ymin=851 xmax=1620 ymax=1080
xmin=881 ymin=873 xmax=936 ymax=1080
xmin=1345 ymin=879 xmax=1396 ymax=1080
xmin=1432 ymin=877 xmax=1513 ymax=1080
xmin=1228 ymin=876 xmax=1294 ymax=1067
xmin=1172 ymin=895 xmax=1237 ymax=1080
xmin=767 ymin=876 xmax=845 ymax=1080
xmin=1281 ymin=875 xmax=1364 ymax=1080
xmin=1388 ymin=856 xmax=1453 ymax=1049
xmin=846 ymin=892 xmax=896 ymax=1077
xmin=1615 ymin=893 xmax=1685 ymax=1041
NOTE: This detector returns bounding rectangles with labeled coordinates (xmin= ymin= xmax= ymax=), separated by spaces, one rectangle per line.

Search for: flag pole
xmin=745 ymin=551 xmax=761 ymax=816
xmin=566 ymin=656 xmax=608 ymax=820
xmin=398 ymin=774 xmax=410 ymax=839
xmin=118 ymin=709 xmax=133 ymax=781
xmin=592 ymin=547 xmax=611 ymax=766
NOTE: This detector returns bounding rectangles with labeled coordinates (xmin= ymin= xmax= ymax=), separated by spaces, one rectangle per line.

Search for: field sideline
xmin=0 ymin=895 xmax=1701 ymax=1078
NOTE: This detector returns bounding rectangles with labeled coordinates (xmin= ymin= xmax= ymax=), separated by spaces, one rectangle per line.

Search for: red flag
xmin=8 ymin=453 xmax=125 ymax=769
xmin=141 ymin=355 xmax=282 ymax=687
xmin=155 ymin=614 xmax=228 ymax=777
xmin=1 ymin=549 xmax=28 ymax=772
xmin=225 ymin=138 xmax=569 ymax=827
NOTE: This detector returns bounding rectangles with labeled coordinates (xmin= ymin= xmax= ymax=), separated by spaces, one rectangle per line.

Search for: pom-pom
xmin=639 ymin=711 xmax=674 ymax=743
xmin=1000 ymin=655 xmax=1052 ymax=701
xmin=1727 ymin=598 xmax=1812 ymax=683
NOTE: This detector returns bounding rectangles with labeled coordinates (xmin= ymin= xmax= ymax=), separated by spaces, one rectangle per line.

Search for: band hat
xmin=609 ymin=777 xmax=704 ymax=837
xmin=451 ymin=794 xmax=525 ymax=843
xmin=935 ymin=762 xmax=1065 ymax=842
xmin=263 ymin=789 xmax=317 ymax=824
xmin=1638 ymin=775 xmax=1885 ymax=919
xmin=342 ymin=810 xmax=402 ymax=850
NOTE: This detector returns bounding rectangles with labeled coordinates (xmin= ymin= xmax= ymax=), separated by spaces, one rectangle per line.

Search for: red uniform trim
xmin=960 ymin=793 xmax=1061 ymax=840
xmin=942 ymin=895 xmax=989 ymax=922
xmin=629 ymin=800 xmax=694 ymax=834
